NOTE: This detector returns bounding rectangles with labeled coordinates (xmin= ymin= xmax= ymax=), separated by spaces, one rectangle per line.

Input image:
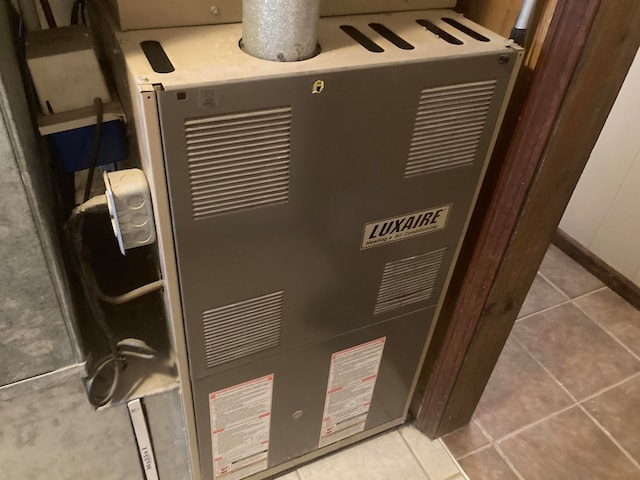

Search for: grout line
xmin=438 ymin=438 xmax=470 ymax=480
xmin=515 ymin=275 xmax=608 ymax=324
xmin=572 ymin=300 xmax=640 ymax=363
xmin=472 ymin=417 xmax=494 ymax=442
xmin=578 ymin=404 xmax=640 ymax=472
xmin=578 ymin=371 xmax=640 ymax=404
xmin=455 ymin=443 xmax=493 ymax=461
xmin=570 ymin=285 xmax=609 ymax=300
xmin=443 ymin=472 xmax=469 ymax=480
xmin=516 ymin=282 xmax=611 ymax=323
xmin=398 ymin=427 xmax=433 ymax=480
xmin=492 ymin=403 xmax=577 ymax=443
xmin=515 ymin=298 xmax=572 ymax=322
xmin=537 ymin=271 xmax=572 ymax=301
xmin=493 ymin=443 xmax=527 ymax=480
xmin=538 ymin=269 xmax=609 ymax=304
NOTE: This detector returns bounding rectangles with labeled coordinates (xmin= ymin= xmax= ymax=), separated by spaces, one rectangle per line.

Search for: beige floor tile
xmin=442 ymin=419 xmax=491 ymax=459
xmin=275 ymin=471 xmax=301 ymax=480
xmin=518 ymin=274 xmax=568 ymax=318
xmin=298 ymin=430 xmax=427 ymax=480
xmin=538 ymin=245 xmax=603 ymax=298
xmin=446 ymin=475 xmax=469 ymax=480
xmin=458 ymin=447 xmax=518 ymax=480
xmin=583 ymin=374 xmax=640 ymax=463
xmin=575 ymin=288 xmax=640 ymax=357
xmin=400 ymin=425 xmax=461 ymax=480
xmin=473 ymin=337 xmax=573 ymax=439
xmin=513 ymin=303 xmax=640 ymax=399
xmin=498 ymin=407 xmax=639 ymax=479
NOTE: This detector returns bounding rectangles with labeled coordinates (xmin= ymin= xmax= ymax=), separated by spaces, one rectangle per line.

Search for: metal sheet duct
xmin=242 ymin=0 xmax=320 ymax=61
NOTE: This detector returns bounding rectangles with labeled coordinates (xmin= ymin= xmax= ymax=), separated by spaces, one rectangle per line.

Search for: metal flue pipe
xmin=242 ymin=0 xmax=320 ymax=61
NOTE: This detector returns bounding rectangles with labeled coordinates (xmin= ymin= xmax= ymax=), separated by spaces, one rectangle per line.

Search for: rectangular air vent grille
xmin=185 ymin=107 xmax=291 ymax=220
xmin=202 ymin=291 xmax=283 ymax=368
xmin=374 ymin=248 xmax=446 ymax=315
xmin=405 ymin=80 xmax=496 ymax=177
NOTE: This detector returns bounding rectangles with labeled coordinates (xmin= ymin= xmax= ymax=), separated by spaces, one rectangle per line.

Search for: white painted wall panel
xmin=589 ymin=153 xmax=640 ymax=279
xmin=559 ymin=48 xmax=640 ymax=247
xmin=559 ymin=48 xmax=640 ymax=286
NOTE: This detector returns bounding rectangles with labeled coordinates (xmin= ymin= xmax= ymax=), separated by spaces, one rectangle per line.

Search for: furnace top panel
xmin=117 ymin=9 xmax=517 ymax=90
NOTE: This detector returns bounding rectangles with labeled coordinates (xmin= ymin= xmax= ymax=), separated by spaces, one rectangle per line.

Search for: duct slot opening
xmin=415 ymin=19 xmax=463 ymax=45
xmin=340 ymin=25 xmax=384 ymax=53
xmin=140 ymin=40 xmax=175 ymax=73
xmin=441 ymin=18 xmax=490 ymax=42
xmin=368 ymin=23 xmax=414 ymax=50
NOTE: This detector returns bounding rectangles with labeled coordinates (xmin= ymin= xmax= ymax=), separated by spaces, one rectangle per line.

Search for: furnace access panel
xmin=115 ymin=9 xmax=521 ymax=480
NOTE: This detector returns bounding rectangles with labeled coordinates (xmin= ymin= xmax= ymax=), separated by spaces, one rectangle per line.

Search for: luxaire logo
xmin=361 ymin=205 xmax=451 ymax=249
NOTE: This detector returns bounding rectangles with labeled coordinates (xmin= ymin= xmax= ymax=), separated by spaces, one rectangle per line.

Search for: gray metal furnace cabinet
xmin=115 ymin=9 xmax=522 ymax=480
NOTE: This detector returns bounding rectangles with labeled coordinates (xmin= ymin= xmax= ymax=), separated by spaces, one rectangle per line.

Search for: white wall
xmin=559 ymin=48 xmax=640 ymax=285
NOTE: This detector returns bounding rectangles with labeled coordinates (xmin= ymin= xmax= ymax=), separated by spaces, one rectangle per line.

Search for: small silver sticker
xmin=198 ymin=88 xmax=219 ymax=109
xmin=361 ymin=205 xmax=451 ymax=249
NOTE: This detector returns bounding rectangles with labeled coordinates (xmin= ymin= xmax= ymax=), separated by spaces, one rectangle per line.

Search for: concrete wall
xmin=559 ymin=48 xmax=640 ymax=285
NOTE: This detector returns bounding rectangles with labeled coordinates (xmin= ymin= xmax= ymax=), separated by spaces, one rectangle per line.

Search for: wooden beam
xmin=413 ymin=0 xmax=640 ymax=437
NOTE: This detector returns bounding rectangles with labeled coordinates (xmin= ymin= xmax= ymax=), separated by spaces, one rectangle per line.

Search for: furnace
xmin=106 ymin=9 xmax=522 ymax=480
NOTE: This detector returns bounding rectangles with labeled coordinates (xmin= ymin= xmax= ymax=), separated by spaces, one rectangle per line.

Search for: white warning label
xmin=319 ymin=338 xmax=386 ymax=448
xmin=209 ymin=374 xmax=274 ymax=480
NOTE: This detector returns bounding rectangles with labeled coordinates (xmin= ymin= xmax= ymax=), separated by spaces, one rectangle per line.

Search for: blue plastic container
xmin=47 ymin=119 xmax=128 ymax=173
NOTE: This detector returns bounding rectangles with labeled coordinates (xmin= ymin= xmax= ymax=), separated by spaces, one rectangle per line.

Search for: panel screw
xmin=499 ymin=54 xmax=509 ymax=64
xmin=210 ymin=5 xmax=219 ymax=15
xmin=292 ymin=410 xmax=304 ymax=420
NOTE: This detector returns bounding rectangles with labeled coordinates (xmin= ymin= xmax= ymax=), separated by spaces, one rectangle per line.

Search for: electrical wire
xmin=65 ymin=195 xmax=161 ymax=406
xmin=84 ymin=97 xmax=104 ymax=203
xmin=70 ymin=197 xmax=164 ymax=306
xmin=38 ymin=0 xmax=57 ymax=28
xmin=97 ymin=280 xmax=164 ymax=305
xmin=65 ymin=213 xmax=123 ymax=407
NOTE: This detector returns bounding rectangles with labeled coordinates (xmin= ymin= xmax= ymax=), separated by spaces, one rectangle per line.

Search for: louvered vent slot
xmin=405 ymin=80 xmax=496 ymax=177
xmin=202 ymin=291 xmax=283 ymax=368
xmin=374 ymin=248 xmax=446 ymax=315
xmin=185 ymin=106 xmax=291 ymax=220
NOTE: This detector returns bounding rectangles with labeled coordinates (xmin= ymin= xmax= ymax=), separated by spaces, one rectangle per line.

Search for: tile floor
xmin=275 ymin=426 xmax=467 ymax=480
xmin=443 ymin=244 xmax=640 ymax=480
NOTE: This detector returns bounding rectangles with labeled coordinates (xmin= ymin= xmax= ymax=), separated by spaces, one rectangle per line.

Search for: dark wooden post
xmin=413 ymin=0 xmax=640 ymax=437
